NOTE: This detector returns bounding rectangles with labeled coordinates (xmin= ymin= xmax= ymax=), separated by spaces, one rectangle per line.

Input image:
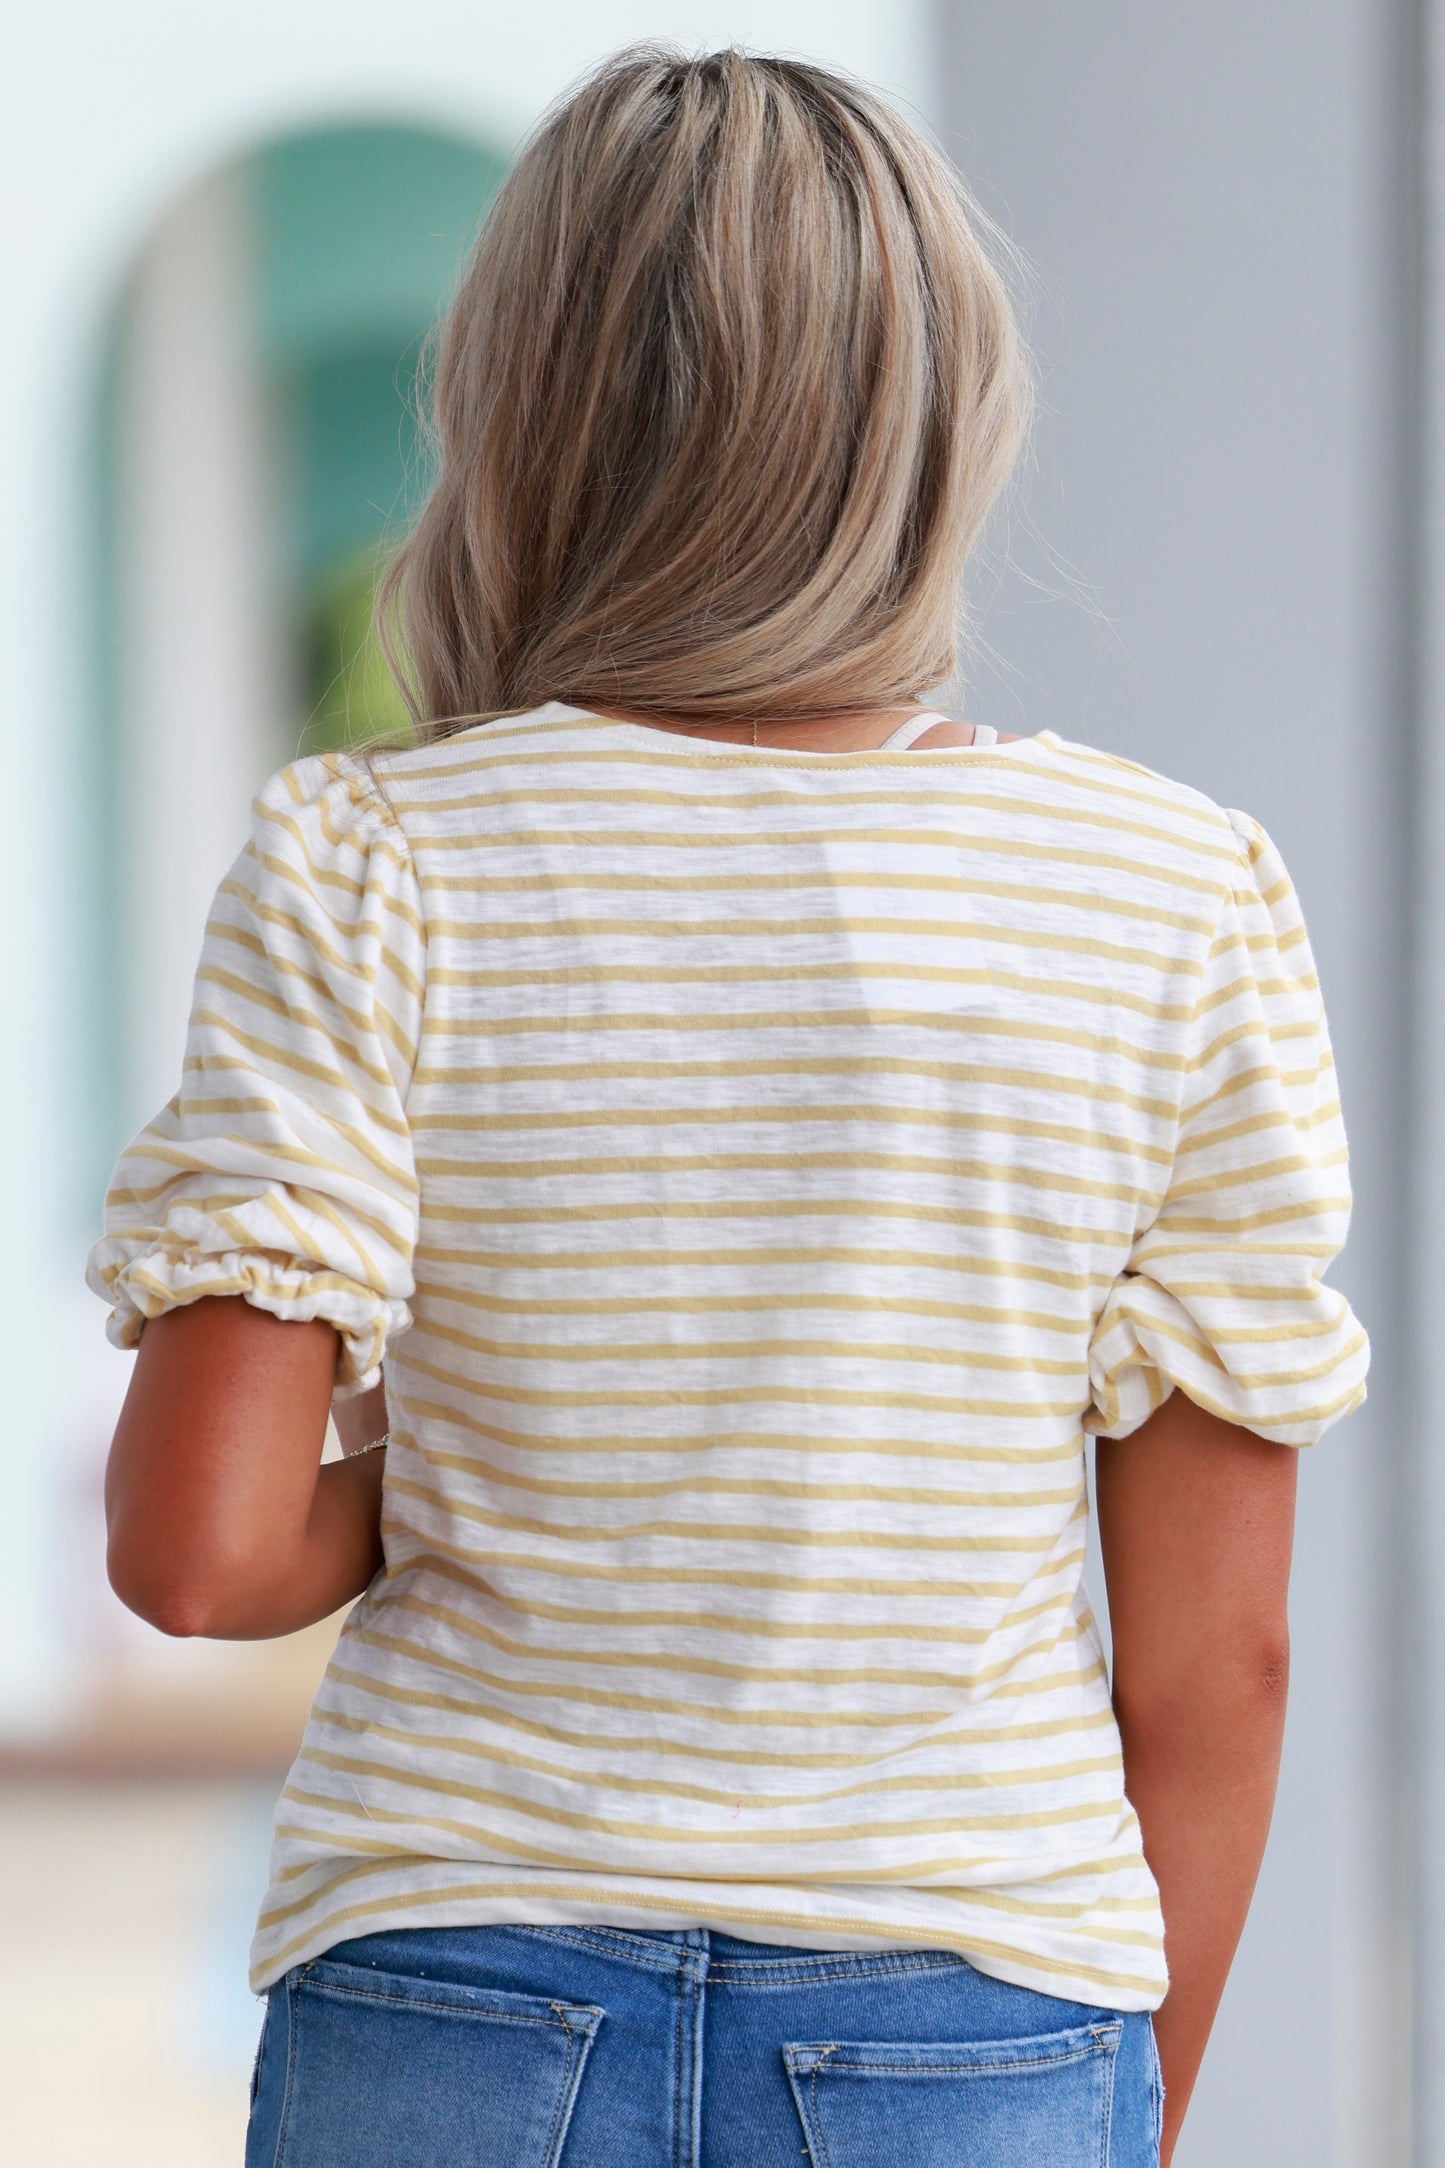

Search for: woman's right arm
xmin=1095 ymin=1388 xmax=1298 ymax=2164
xmin=104 ymin=1295 xmax=387 ymax=1640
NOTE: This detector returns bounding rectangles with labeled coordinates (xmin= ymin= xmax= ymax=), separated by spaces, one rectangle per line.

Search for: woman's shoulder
xmin=254 ymin=745 xmax=401 ymax=833
xmin=345 ymin=704 xmax=603 ymax=807
xmin=241 ymin=748 xmax=423 ymax=920
xmin=1032 ymin=729 xmax=1260 ymax=869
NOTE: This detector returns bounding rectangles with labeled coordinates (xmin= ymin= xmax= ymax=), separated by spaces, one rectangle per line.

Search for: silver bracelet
xmin=342 ymin=1430 xmax=390 ymax=1460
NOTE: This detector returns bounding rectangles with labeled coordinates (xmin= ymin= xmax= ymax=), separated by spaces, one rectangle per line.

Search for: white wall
xmin=119 ymin=172 xmax=290 ymax=1132
xmin=934 ymin=4 xmax=1416 ymax=2163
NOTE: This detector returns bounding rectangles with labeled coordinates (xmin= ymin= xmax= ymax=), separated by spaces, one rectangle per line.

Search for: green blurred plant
xmin=300 ymin=547 xmax=413 ymax=756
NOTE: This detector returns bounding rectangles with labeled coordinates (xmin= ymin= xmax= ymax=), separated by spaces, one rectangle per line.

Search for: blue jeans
xmin=246 ymin=1923 xmax=1163 ymax=2166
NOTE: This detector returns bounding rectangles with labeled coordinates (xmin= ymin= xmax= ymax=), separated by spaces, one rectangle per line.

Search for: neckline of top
xmin=535 ymin=702 xmax=1055 ymax=764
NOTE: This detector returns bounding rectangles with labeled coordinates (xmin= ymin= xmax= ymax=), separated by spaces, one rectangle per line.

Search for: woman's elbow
xmin=1114 ymin=1617 xmax=1291 ymax=1734
xmin=107 ymin=1544 xmax=213 ymax=1636
xmin=105 ymin=1523 xmax=259 ymax=1639
xmin=1219 ymin=1618 xmax=1291 ymax=1707
xmin=1256 ymin=1627 xmax=1291 ymax=1701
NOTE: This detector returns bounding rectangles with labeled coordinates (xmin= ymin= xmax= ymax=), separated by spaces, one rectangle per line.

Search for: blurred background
xmin=0 ymin=1 xmax=1436 ymax=2161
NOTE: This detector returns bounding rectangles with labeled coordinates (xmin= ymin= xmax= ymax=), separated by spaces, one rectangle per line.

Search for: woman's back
xmin=90 ymin=699 xmax=1362 ymax=2003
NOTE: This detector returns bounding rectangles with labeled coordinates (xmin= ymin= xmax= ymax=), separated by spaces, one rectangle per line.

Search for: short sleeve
xmin=1087 ymin=811 xmax=1368 ymax=1447
xmin=85 ymin=754 xmax=427 ymax=1399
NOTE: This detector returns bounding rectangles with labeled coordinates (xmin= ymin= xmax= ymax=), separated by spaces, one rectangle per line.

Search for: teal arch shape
xmin=252 ymin=125 xmax=508 ymax=753
xmin=79 ymin=118 xmax=506 ymax=1221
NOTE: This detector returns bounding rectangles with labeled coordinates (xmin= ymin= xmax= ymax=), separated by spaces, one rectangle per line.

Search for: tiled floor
xmin=2 ymin=1779 xmax=279 ymax=2165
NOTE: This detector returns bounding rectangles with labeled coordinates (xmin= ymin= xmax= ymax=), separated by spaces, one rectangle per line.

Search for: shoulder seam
xmin=333 ymin=753 xmax=429 ymax=1118
xmin=310 ymin=752 xmax=423 ymax=877
xmin=279 ymin=752 xmax=429 ymax=1113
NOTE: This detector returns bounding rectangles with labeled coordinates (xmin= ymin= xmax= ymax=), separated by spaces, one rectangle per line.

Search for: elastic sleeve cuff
xmin=87 ymin=1243 xmax=411 ymax=1397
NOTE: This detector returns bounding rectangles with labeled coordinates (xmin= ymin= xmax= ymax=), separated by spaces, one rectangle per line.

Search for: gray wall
xmin=931 ymin=5 xmax=1420 ymax=2162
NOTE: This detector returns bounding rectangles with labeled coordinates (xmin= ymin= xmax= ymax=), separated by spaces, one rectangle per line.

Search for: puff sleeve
xmin=1087 ymin=810 xmax=1368 ymax=1446
xmin=85 ymin=754 xmax=427 ymax=1399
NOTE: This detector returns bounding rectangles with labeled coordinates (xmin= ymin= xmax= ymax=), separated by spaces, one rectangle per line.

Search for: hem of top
xmin=248 ymin=1890 xmax=1165 ymax=2013
xmin=422 ymin=701 xmax=1062 ymax=767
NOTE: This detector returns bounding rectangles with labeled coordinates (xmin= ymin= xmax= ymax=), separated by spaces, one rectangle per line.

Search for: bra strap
xmin=878 ymin=712 xmax=998 ymax=750
xmin=876 ymin=710 xmax=954 ymax=750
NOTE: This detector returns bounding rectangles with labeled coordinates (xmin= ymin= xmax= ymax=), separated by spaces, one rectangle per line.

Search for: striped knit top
xmin=87 ymin=699 xmax=1368 ymax=2009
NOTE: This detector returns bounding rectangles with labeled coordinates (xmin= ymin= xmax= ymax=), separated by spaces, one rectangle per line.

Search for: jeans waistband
xmin=493 ymin=1919 xmax=981 ymax=1980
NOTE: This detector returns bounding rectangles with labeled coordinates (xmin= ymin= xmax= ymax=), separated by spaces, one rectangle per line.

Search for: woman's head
xmin=384 ymin=45 xmax=1032 ymax=736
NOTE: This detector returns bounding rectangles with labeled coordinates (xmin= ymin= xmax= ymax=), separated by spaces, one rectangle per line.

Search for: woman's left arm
xmin=1096 ymin=1390 xmax=1299 ymax=2163
xmin=104 ymin=1295 xmax=387 ymax=1641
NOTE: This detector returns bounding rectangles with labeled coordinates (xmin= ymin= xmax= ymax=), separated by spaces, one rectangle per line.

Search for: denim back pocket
xmin=784 ymin=2019 xmax=1122 ymax=2168
xmin=271 ymin=1957 xmax=603 ymax=2168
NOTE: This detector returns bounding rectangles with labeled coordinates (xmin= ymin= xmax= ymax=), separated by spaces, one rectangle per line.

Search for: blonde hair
xmin=381 ymin=45 xmax=1032 ymax=738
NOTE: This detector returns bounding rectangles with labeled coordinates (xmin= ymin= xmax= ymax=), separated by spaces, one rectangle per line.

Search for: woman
xmin=90 ymin=48 xmax=1368 ymax=2168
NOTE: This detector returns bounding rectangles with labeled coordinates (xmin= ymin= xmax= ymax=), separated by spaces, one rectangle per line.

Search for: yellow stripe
xmin=124 ymin=1124 xmax=414 ymax=1205
xmin=410 ymin=1312 xmax=1085 ymax=1377
xmin=421 ymin=869 xmax=1215 ymax=931
xmin=410 ymin=1237 xmax=1106 ymax=1293
xmin=413 ymin=1443 xmax=1083 ymax=1510
xmin=412 ymin=1281 xmax=1087 ymax=1333
xmin=311 ymin=1704 xmax=1120 ymax=1811
xmin=413 ymin=823 xmax=1226 ymax=898
xmin=409 ymin=1052 xmax=1181 ymax=1123
xmin=1112 ymin=1303 xmax=1368 ymax=1390
xmin=392 ymin=1395 xmax=1084 ymax=1466
xmin=205 ymin=930 xmax=423 ymax=1077
xmin=378 ymin=1526 xmax=1070 ymax=1600
xmin=412 ymin=1545 xmax=1079 ymax=1639
xmin=385 ymin=1580 xmax=1084 ymax=1694
xmin=390 ymin=779 xmax=1239 ymax=865
xmin=415 ymin=1145 xmax=1155 ymax=1211
xmin=1144 ymin=1197 xmax=1352 ymax=1236
xmin=395 ymin=1341 xmax=1090 ymax=1418
xmin=286 ymin=1762 xmax=1124 ymax=1854
xmin=414 ymin=1097 xmax=1176 ymax=1168
xmin=422 ymin=1002 xmax=1194 ymax=1073
xmin=385 ymin=1470 xmax=1084 ymax=1554
xmin=189 ymin=993 xmax=398 ymax=1104
xmin=426 ymin=956 xmax=1199 ymax=1023
xmin=427 ymin=912 xmax=1201 ymax=982
xmin=247 ymin=839 xmax=426 ymax=936
xmin=349 ymin=1620 xmax=1099 ymax=1725
xmin=239 ymin=888 xmax=426 ymax=1008
xmin=319 ymin=1657 xmax=1117 ymax=1770
xmin=415 ymin=1193 xmax=1123 ymax=1247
